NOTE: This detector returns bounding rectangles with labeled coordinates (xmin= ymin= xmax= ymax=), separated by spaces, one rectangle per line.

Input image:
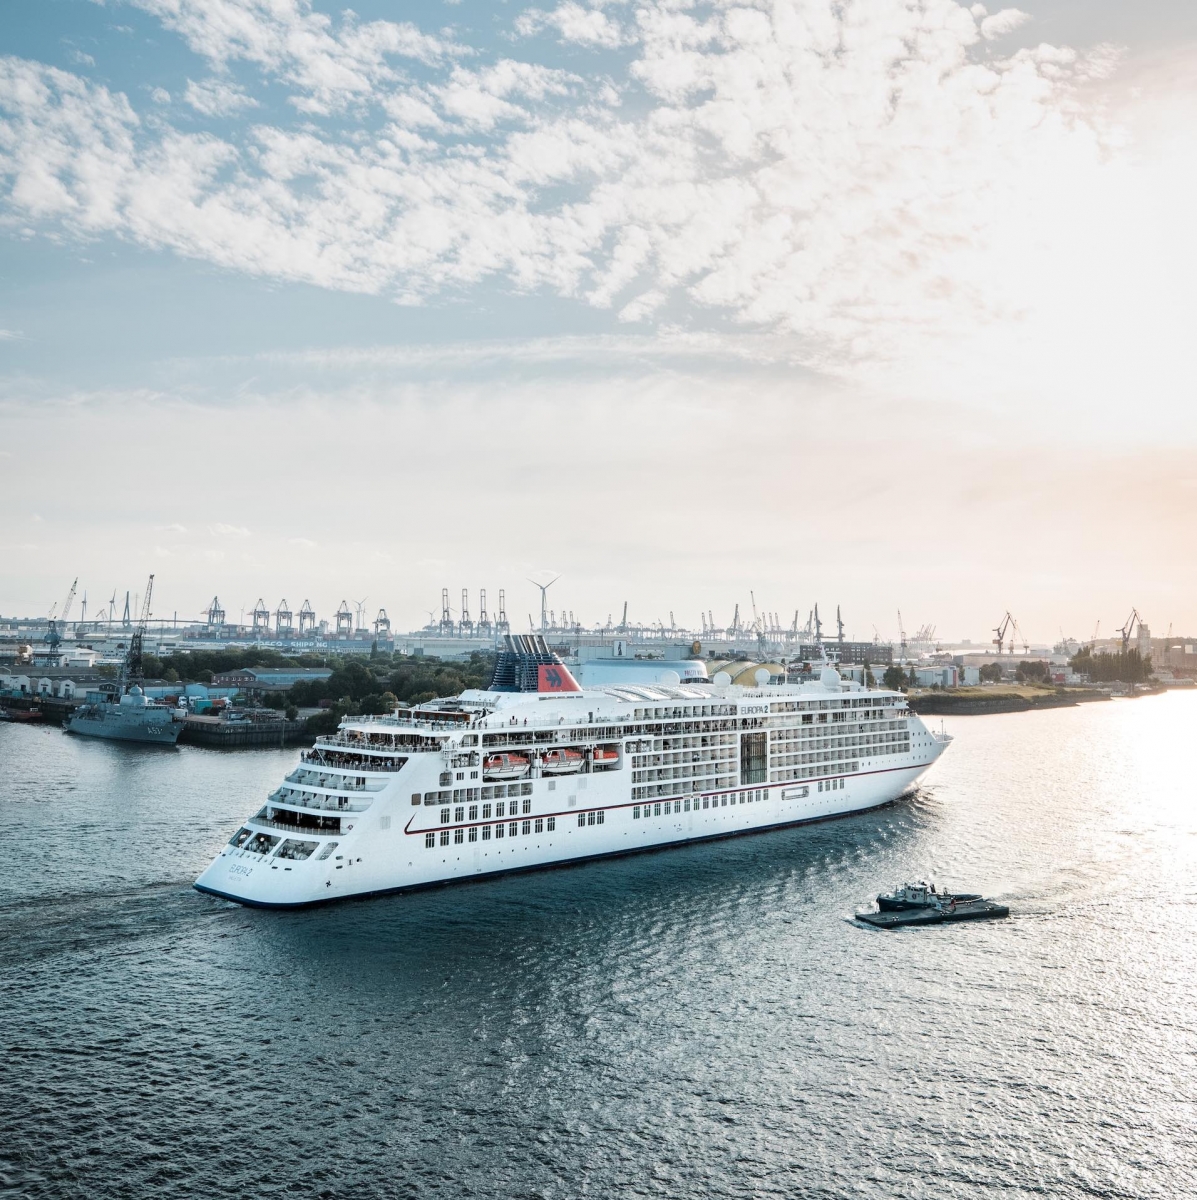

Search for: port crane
xmin=1118 ymin=609 xmax=1141 ymax=653
xmin=897 ymin=609 xmax=907 ymax=661
xmin=992 ymin=611 xmax=1015 ymax=655
xmin=122 ymin=574 xmax=154 ymax=689
xmin=44 ymin=578 xmax=78 ymax=654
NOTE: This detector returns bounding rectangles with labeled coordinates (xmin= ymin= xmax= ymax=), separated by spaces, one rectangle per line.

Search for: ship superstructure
xmin=196 ymin=636 xmax=951 ymax=908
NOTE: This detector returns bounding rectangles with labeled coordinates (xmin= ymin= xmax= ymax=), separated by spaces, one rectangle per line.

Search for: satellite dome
xmin=754 ymin=668 xmax=770 ymax=687
xmin=820 ymin=666 xmax=842 ymax=689
xmin=658 ymin=669 xmax=681 ymax=686
xmin=713 ymin=671 xmax=732 ymax=687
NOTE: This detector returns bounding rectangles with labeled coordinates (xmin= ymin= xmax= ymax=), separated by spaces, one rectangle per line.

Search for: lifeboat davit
xmin=541 ymin=748 xmax=583 ymax=775
xmin=591 ymin=746 xmax=619 ymax=768
xmin=483 ymin=752 xmax=530 ymax=781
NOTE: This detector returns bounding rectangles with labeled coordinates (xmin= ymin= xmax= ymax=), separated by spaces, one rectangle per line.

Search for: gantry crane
xmin=44 ymin=578 xmax=78 ymax=654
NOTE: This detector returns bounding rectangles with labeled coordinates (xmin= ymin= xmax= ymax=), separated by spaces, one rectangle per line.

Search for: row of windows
xmin=633 ymin=778 xmax=737 ymax=800
xmin=633 ymin=789 xmax=768 ymax=818
xmin=424 ymin=817 xmax=557 ymax=847
xmin=577 ymin=811 xmax=605 ymax=826
xmin=819 ymin=778 xmax=846 ymax=792
xmin=418 ymin=782 xmax=532 ymax=806
xmin=771 ymin=762 xmax=860 ymax=783
xmin=438 ymin=797 xmax=532 ymax=825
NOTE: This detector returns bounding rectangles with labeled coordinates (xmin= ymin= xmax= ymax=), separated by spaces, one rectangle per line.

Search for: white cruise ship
xmin=196 ymin=636 xmax=951 ymax=908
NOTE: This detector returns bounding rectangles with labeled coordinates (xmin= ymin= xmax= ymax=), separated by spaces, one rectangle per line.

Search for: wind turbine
xmin=527 ymin=574 xmax=559 ymax=632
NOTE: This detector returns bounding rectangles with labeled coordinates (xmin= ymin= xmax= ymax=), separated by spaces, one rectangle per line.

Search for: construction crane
xmin=992 ymin=611 xmax=1014 ymax=655
xmin=1089 ymin=620 xmax=1100 ymax=648
xmin=1118 ymin=609 xmax=1140 ymax=653
xmin=44 ymin=578 xmax=78 ymax=654
xmin=122 ymin=574 xmax=154 ymax=690
xmin=897 ymin=609 xmax=907 ymax=660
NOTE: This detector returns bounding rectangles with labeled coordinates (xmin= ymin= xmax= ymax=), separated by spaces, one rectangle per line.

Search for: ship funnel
xmin=488 ymin=634 xmax=581 ymax=693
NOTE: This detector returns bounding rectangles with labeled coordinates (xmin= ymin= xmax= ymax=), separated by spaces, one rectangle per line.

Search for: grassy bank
xmin=907 ymin=684 xmax=1109 ymax=715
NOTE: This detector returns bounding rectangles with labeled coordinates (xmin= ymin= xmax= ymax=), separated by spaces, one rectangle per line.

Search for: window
xmin=674 ymin=801 xmax=681 ymax=813
xmin=597 ymin=811 xmax=605 ymax=825
xmin=454 ymin=829 xmax=464 ymax=844
xmin=653 ymin=803 xmax=661 ymax=816
xmin=703 ymin=798 xmax=709 ymax=809
xmin=496 ymin=801 xmax=505 ymax=818
xmin=534 ymin=818 xmax=543 ymax=833
xmin=522 ymin=798 xmax=531 ymax=815
xmin=441 ymin=807 xmax=450 ymax=824
xmin=468 ymin=827 xmax=478 ymax=842
xmin=316 ymin=841 xmax=339 ymax=860
xmin=482 ymin=803 xmax=491 ymax=819
xmin=684 ymin=798 xmax=690 ymax=811
xmin=411 ymin=793 xmax=421 ymax=806
xmin=469 ymin=805 xmax=478 ymax=820
xmin=509 ymin=822 xmax=518 ymax=837
xmin=454 ymin=807 xmax=464 ymax=822
xmin=547 ymin=817 xmax=555 ymax=831
xmin=587 ymin=811 xmax=595 ymax=826
xmin=495 ymin=823 xmax=504 ymax=838
xmin=548 ymin=780 xmax=556 ymax=791
xmin=482 ymin=825 xmax=491 ymax=840
xmin=522 ymin=782 xmax=532 ymax=795
xmin=578 ymin=812 xmax=586 ymax=827
xmin=439 ymin=830 xmax=449 ymax=846
xmin=522 ymin=820 xmax=531 ymax=835
xmin=228 ymin=827 xmax=253 ymax=848
xmin=425 ymin=832 xmax=435 ymax=848
xmin=634 ymin=806 xmax=641 ymax=818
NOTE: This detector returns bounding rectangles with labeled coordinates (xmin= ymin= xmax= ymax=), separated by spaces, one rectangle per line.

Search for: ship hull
xmin=195 ymin=758 xmax=941 ymax=909
xmin=66 ymin=713 xmax=183 ymax=744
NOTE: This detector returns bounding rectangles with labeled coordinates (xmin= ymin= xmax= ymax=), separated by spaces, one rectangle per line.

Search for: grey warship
xmin=66 ymin=573 xmax=183 ymax=746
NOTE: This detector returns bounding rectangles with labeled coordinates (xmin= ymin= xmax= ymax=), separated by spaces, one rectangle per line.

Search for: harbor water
xmin=2 ymin=693 xmax=1195 ymax=1199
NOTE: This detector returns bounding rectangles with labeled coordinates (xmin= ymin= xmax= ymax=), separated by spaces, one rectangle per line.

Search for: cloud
xmin=0 ymin=328 xmax=26 ymax=340
xmin=150 ymin=86 xmax=170 ymax=104
xmin=157 ymin=522 xmax=188 ymax=533
xmin=183 ymin=78 xmax=257 ymax=116
xmin=2 ymin=2 xmax=1194 ymax=404
xmin=516 ymin=4 xmax=627 ymax=49
xmin=70 ymin=50 xmax=97 ymax=67
xmin=116 ymin=0 xmax=463 ymax=113
xmin=980 ymin=8 xmax=1031 ymax=39
xmin=209 ymin=522 xmax=251 ymax=537
xmin=288 ymin=536 xmax=318 ymax=548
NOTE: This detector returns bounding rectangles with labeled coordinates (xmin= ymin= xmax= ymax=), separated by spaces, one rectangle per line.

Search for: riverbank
xmin=907 ymin=684 xmax=1111 ymax=715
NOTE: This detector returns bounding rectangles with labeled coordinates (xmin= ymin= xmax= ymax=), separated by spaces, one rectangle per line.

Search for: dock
xmin=856 ymin=900 xmax=1009 ymax=928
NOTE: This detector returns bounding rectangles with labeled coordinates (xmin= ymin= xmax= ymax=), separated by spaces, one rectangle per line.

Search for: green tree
xmin=979 ymin=662 xmax=1003 ymax=683
xmin=882 ymin=665 xmax=907 ymax=691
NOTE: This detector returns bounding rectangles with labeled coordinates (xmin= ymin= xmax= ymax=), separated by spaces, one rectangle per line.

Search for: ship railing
xmin=250 ymin=813 xmax=345 ymax=836
xmin=269 ymin=789 xmax=372 ymax=813
xmin=299 ymin=749 xmax=407 ymax=772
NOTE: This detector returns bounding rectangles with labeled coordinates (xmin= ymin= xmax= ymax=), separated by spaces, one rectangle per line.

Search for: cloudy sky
xmin=1 ymin=0 xmax=1195 ymax=643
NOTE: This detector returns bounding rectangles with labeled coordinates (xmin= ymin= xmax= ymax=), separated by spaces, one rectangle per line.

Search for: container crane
xmin=897 ymin=609 xmax=907 ymax=661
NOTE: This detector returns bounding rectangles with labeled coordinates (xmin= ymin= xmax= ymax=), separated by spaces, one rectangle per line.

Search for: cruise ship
xmin=195 ymin=636 xmax=951 ymax=908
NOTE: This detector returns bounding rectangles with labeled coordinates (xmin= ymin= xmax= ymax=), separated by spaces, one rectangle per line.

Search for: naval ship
xmin=66 ymin=573 xmax=184 ymax=745
xmin=196 ymin=635 xmax=951 ymax=908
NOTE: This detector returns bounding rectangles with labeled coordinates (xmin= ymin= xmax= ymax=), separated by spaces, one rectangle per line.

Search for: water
xmin=2 ymin=694 xmax=1195 ymax=1199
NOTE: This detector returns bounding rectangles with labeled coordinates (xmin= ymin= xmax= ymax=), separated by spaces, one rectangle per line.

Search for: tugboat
xmin=876 ymin=880 xmax=982 ymax=911
xmin=857 ymin=881 xmax=1009 ymax=928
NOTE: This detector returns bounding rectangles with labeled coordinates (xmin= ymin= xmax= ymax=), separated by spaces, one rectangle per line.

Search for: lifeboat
xmin=483 ymin=752 xmax=530 ymax=781
xmin=541 ymin=748 xmax=583 ymax=775
xmin=591 ymin=746 xmax=619 ymax=769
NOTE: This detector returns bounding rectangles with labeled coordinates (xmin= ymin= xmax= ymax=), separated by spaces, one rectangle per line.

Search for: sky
xmin=1 ymin=0 xmax=1195 ymax=645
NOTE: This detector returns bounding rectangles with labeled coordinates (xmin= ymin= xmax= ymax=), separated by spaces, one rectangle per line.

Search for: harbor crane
xmin=45 ymin=578 xmax=78 ymax=653
xmin=251 ymin=599 xmax=270 ymax=633
xmin=298 ymin=600 xmax=316 ymax=634
xmin=206 ymin=596 xmax=225 ymax=626
xmin=1118 ymin=609 xmax=1141 ymax=653
xmin=123 ymin=574 xmax=154 ymax=689
xmin=496 ymin=589 xmax=509 ymax=635
xmin=439 ymin=588 xmax=454 ymax=636
xmin=373 ymin=608 xmax=391 ymax=636
xmin=460 ymin=589 xmax=473 ymax=638
xmin=275 ymin=599 xmax=293 ymax=636
xmin=478 ymin=590 xmax=492 ymax=637
xmin=336 ymin=600 xmax=354 ymax=637
xmin=992 ymin=611 xmax=1014 ymax=655
xmin=897 ymin=609 xmax=907 ymax=660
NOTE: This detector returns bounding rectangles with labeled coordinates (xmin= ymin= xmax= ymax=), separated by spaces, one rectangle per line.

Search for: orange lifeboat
xmin=542 ymin=748 xmax=583 ymax=775
xmin=483 ymin=752 xmax=530 ymax=781
xmin=591 ymin=746 xmax=619 ymax=769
